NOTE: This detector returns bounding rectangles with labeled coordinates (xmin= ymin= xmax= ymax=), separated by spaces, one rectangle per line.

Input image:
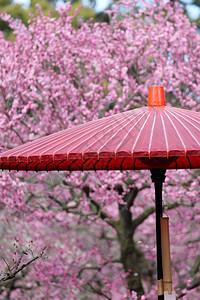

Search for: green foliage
xmin=0 ymin=0 xmax=10 ymax=6
xmin=30 ymin=0 xmax=55 ymax=15
xmin=0 ymin=1 xmax=33 ymax=38
xmin=3 ymin=4 xmax=29 ymax=24
xmin=0 ymin=0 xmax=96 ymax=39
xmin=70 ymin=1 xmax=95 ymax=19
xmin=69 ymin=1 xmax=95 ymax=28
xmin=0 ymin=2 xmax=29 ymax=39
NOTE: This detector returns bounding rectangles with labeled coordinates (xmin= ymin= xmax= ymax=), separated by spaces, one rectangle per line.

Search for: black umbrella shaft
xmin=155 ymin=180 xmax=163 ymax=279
xmin=155 ymin=179 xmax=164 ymax=300
xmin=151 ymin=169 xmax=166 ymax=300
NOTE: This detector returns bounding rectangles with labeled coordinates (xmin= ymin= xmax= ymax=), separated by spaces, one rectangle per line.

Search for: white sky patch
xmin=10 ymin=0 xmax=200 ymax=19
xmin=82 ymin=0 xmax=112 ymax=12
xmin=13 ymin=0 xmax=30 ymax=9
xmin=13 ymin=0 xmax=112 ymax=12
xmin=186 ymin=4 xmax=200 ymax=20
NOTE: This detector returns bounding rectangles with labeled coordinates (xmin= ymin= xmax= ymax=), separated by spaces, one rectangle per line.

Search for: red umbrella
xmin=1 ymin=86 xmax=200 ymax=299
xmin=1 ymin=87 xmax=199 ymax=173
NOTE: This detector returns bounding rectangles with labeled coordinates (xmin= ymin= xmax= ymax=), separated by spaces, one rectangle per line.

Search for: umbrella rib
xmin=175 ymin=157 xmax=178 ymax=169
xmin=120 ymin=157 xmax=125 ymax=172
xmin=148 ymin=108 xmax=156 ymax=158
xmin=53 ymin=114 xmax=130 ymax=156
xmin=133 ymin=158 xmax=136 ymax=170
xmin=166 ymin=109 xmax=200 ymax=148
xmin=56 ymin=160 xmax=67 ymax=171
xmin=160 ymin=110 xmax=169 ymax=158
xmin=52 ymin=111 xmax=139 ymax=158
xmin=81 ymin=159 xmax=89 ymax=171
xmin=46 ymin=161 xmax=54 ymax=172
xmin=8 ymin=162 xmax=12 ymax=172
xmin=61 ymin=112 xmax=139 ymax=159
xmin=16 ymin=109 xmax=138 ymax=155
xmin=25 ymin=162 xmax=33 ymax=172
xmin=17 ymin=162 xmax=24 ymax=172
xmin=39 ymin=113 xmax=129 ymax=159
xmin=167 ymin=107 xmax=200 ymax=121
xmin=1 ymin=110 xmax=132 ymax=159
xmin=1 ymin=128 xmax=75 ymax=157
xmin=186 ymin=156 xmax=192 ymax=169
xmin=165 ymin=107 xmax=200 ymax=131
xmin=162 ymin=110 xmax=187 ymax=154
xmin=43 ymin=111 xmax=135 ymax=159
xmin=1 ymin=162 xmax=5 ymax=171
xmin=94 ymin=159 xmax=100 ymax=172
xmin=131 ymin=111 xmax=152 ymax=155
xmin=5 ymin=112 xmax=129 ymax=161
xmin=35 ymin=162 xmax=41 ymax=172
xmin=80 ymin=109 xmax=148 ymax=159
xmin=102 ymin=109 xmax=149 ymax=156
xmin=68 ymin=159 xmax=78 ymax=172
xmin=106 ymin=158 xmax=112 ymax=171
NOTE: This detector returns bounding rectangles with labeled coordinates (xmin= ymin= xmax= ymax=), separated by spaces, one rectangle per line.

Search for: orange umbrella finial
xmin=148 ymin=86 xmax=166 ymax=106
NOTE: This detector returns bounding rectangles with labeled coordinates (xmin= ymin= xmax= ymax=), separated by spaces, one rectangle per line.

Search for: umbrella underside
xmin=1 ymin=156 xmax=200 ymax=172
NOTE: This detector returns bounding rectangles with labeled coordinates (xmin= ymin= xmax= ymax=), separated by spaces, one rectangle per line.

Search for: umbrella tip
xmin=148 ymin=86 xmax=166 ymax=106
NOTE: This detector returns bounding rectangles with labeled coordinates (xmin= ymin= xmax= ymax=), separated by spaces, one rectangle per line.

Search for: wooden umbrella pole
xmin=160 ymin=217 xmax=172 ymax=294
xmin=151 ymin=169 xmax=166 ymax=300
xmin=161 ymin=217 xmax=176 ymax=299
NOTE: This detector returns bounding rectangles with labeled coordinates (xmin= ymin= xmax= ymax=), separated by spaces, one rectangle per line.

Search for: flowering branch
xmin=84 ymin=282 xmax=112 ymax=300
xmin=0 ymin=247 xmax=46 ymax=283
xmin=77 ymin=259 xmax=121 ymax=278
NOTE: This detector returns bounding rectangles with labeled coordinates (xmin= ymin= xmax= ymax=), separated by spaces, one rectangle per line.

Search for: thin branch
xmin=177 ymin=277 xmax=200 ymax=298
xmin=84 ymin=282 xmax=111 ymax=300
xmin=190 ymin=255 xmax=200 ymax=277
xmin=2 ymin=259 xmax=11 ymax=273
xmin=48 ymin=195 xmax=63 ymax=206
xmin=64 ymin=200 xmax=81 ymax=210
xmin=10 ymin=127 xmax=25 ymax=144
xmin=78 ymin=266 xmax=101 ymax=278
xmin=0 ymin=247 xmax=46 ymax=283
xmin=132 ymin=206 xmax=155 ymax=229
xmin=14 ymin=251 xmax=28 ymax=272
xmin=138 ymin=184 xmax=151 ymax=192
xmin=48 ymin=195 xmax=81 ymax=211
xmin=90 ymin=199 xmax=118 ymax=228
xmin=10 ymin=284 xmax=34 ymax=290
xmin=132 ymin=202 xmax=180 ymax=228
xmin=78 ymin=259 xmax=121 ymax=278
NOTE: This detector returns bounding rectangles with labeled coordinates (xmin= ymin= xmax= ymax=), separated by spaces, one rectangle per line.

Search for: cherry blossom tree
xmin=0 ymin=1 xmax=199 ymax=299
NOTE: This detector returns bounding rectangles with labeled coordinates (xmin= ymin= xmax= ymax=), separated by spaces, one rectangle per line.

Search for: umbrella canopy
xmin=0 ymin=86 xmax=199 ymax=300
xmin=1 ymin=86 xmax=200 ymax=172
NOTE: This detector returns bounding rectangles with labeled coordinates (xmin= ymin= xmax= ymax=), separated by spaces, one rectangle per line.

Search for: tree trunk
xmin=116 ymin=205 xmax=144 ymax=298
